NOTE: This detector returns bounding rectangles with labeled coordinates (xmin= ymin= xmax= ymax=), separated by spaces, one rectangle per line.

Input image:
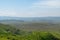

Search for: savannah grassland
xmin=0 ymin=22 xmax=60 ymax=40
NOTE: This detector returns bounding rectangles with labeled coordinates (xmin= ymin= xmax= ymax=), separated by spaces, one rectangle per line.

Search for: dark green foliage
xmin=12 ymin=38 xmax=15 ymax=40
xmin=40 ymin=33 xmax=60 ymax=40
xmin=13 ymin=29 xmax=20 ymax=35
xmin=7 ymin=37 xmax=10 ymax=39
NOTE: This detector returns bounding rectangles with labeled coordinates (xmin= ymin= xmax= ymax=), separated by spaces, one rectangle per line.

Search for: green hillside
xmin=0 ymin=23 xmax=60 ymax=40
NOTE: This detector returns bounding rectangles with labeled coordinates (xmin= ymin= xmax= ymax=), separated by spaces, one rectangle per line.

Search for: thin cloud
xmin=32 ymin=0 xmax=60 ymax=8
xmin=0 ymin=9 xmax=17 ymax=17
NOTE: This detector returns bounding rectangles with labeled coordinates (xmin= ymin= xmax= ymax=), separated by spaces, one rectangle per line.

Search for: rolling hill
xmin=0 ymin=23 xmax=60 ymax=40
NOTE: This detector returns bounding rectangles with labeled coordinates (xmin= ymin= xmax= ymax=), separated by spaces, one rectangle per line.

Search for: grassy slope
xmin=0 ymin=23 xmax=60 ymax=40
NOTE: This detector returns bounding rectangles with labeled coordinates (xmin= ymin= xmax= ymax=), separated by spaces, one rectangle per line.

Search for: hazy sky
xmin=0 ymin=0 xmax=60 ymax=17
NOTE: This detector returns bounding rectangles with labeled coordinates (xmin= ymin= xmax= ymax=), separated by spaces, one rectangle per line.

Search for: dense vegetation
xmin=6 ymin=22 xmax=60 ymax=31
xmin=0 ymin=23 xmax=60 ymax=40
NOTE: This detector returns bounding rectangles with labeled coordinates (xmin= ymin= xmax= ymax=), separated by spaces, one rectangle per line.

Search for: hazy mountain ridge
xmin=0 ymin=16 xmax=60 ymax=20
xmin=0 ymin=16 xmax=60 ymax=23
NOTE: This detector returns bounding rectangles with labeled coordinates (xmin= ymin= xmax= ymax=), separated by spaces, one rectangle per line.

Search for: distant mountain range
xmin=0 ymin=16 xmax=60 ymax=23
